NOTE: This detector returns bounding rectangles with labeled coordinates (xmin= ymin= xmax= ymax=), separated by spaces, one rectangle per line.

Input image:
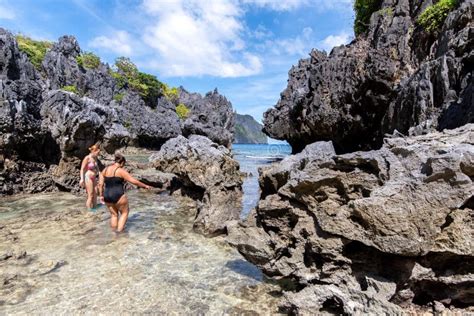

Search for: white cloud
xmin=317 ymin=31 xmax=352 ymax=52
xmin=242 ymin=0 xmax=352 ymax=11
xmin=88 ymin=0 xmax=353 ymax=78
xmin=0 ymin=1 xmax=15 ymax=20
xmin=252 ymin=24 xmax=273 ymax=40
xmin=141 ymin=0 xmax=262 ymax=77
xmin=259 ymin=26 xmax=314 ymax=57
xmin=242 ymin=0 xmax=309 ymax=11
xmin=89 ymin=30 xmax=134 ymax=56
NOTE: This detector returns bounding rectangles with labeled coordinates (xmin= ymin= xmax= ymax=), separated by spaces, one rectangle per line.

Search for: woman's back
xmin=103 ymin=166 xmax=125 ymax=204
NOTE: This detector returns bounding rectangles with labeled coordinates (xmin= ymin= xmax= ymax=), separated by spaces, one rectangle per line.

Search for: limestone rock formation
xmin=263 ymin=0 xmax=473 ymax=153
xmin=179 ymin=88 xmax=235 ymax=148
xmin=150 ymin=135 xmax=242 ymax=236
xmin=0 ymin=27 xmax=236 ymax=195
xmin=228 ymin=124 xmax=474 ymax=313
xmin=234 ymin=114 xmax=267 ymax=144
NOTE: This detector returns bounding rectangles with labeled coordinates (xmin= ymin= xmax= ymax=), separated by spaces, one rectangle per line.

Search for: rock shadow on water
xmin=225 ymin=259 xmax=264 ymax=282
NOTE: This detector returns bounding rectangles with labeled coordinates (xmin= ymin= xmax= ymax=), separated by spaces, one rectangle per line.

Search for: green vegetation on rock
xmin=354 ymin=0 xmax=383 ymax=36
xmin=111 ymin=57 xmax=176 ymax=107
xmin=76 ymin=52 xmax=101 ymax=69
xmin=115 ymin=57 xmax=138 ymax=78
xmin=15 ymin=35 xmax=52 ymax=70
xmin=61 ymin=85 xmax=79 ymax=94
xmin=113 ymin=93 xmax=125 ymax=102
xmin=135 ymin=72 xmax=162 ymax=106
xmin=418 ymin=0 xmax=457 ymax=33
xmin=176 ymin=103 xmax=190 ymax=120
xmin=377 ymin=7 xmax=393 ymax=17
xmin=162 ymin=83 xmax=179 ymax=101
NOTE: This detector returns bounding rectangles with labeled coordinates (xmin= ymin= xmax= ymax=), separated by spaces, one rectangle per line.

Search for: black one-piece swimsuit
xmin=104 ymin=167 xmax=125 ymax=204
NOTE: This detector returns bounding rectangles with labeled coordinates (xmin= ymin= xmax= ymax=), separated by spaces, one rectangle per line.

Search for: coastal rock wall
xmin=228 ymin=124 xmax=474 ymax=313
xmin=151 ymin=135 xmax=242 ymax=236
xmin=263 ymin=0 xmax=473 ymax=153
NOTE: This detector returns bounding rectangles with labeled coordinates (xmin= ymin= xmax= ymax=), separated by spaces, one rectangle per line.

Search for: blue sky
xmin=0 ymin=0 xmax=354 ymax=123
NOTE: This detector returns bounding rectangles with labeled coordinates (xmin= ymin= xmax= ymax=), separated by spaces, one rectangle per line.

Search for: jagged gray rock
xmin=228 ymin=124 xmax=474 ymax=313
xmin=179 ymin=88 xmax=235 ymax=148
xmin=114 ymin=92 xmax=181 ymax=148
xmin=150 ymin=135 xmax=242 ymax=236
xmin=263 ymin=0 xmax=473 ymax=153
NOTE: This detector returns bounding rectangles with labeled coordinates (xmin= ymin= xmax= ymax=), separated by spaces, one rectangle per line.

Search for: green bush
xmin=113 ymin=93 xmax=125 ymax=102
xmin=15 ymin=35 xmax=53 ymax=70
xmin=377 ymin=7 xmax=393 ymax=17
xmin=176 ymin=103 xmax=190 ymax=120
xmin=111 ymin=57 xmax=176 ymax=107
xmin=418 ymin=0 xmax=457 ymax=33
xmin=136 ymin=72 xmax=162 ymax=105
xmin=61 ymin=85 xmax=79 ymax=94
xmin=162 ymin=83 xmax=179 ymax=101
xmin=115 ymin=57 xmax=138 ymax=78
xmin=354 ymin=0 xmax=383 ymax=36
xmin=76 ymin=52 xmax=101 ymax=69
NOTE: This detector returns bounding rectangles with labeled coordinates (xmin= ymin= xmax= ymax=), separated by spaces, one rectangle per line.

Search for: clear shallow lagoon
xmin=0 ymin=144 xmax=290 ymax=314
xmin=232 ymin=144 xmax=292 ymax=219
xmin=0 ymin=193 xmax=280 ymax=314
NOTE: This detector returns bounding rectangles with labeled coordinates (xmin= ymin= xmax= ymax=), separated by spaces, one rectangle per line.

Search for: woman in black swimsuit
xmin=98 ymin=154 xmax=151 ymax=232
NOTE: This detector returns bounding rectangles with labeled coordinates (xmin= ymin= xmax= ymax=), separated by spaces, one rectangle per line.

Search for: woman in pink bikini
xmin=80 ymin=144 xmax=101 ymax=209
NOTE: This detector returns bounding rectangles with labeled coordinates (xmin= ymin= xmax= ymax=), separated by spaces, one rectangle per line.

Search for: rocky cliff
xmin=229 ymin=124 xmax=474 ymax=314
xmin=178 ymin=88 xmax=235 ymax=147
xmin=234 ymin=114 xmax=268 ymax=144
xmin=263 ymin=0 xmax=473 ymax=153
xmin=229 ymin=0 xmax=474 ymax=313
xmin=0 ymin=28 xmax=235 ymax=195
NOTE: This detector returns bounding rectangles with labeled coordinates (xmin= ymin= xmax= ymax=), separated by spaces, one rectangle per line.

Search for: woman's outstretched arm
xmin=119 ymin=169 xmax=152 ymax=189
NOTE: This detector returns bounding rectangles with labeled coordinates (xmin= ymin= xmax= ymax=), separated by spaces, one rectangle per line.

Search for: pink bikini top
xmin=87 ymin=158 xmax=96 ymax=171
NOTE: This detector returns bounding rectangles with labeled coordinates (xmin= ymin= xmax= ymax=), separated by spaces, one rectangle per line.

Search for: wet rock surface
xmin=151 ymin=135 xmax=243 ymax=236
xmin=0 ymin=27 xmax=236 ymax=195
xmin=263 ymin=0 xmax=473 ymax=153
xmin=228 ymin=124 xmax=474 ymax=314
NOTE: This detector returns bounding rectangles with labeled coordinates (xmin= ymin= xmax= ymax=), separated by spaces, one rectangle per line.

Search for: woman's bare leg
xmin=85 ymin=172 xmax=96 ymax=209
xmin=91 ymin=177 xmax=97 ymax=208
xmin=106 ymin=203 xmax=119 ymax=229
xmin=116 ymin=195 xmax=130 ymax=233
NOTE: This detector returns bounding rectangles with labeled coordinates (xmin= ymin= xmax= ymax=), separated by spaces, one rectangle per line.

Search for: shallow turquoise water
xmin=232 ymin=144 xmax=291 ymax=218
xmin=0 ymin=144 xmax=291 ymax=314
xmin=0 ymin=191 xmax=280 ymax=314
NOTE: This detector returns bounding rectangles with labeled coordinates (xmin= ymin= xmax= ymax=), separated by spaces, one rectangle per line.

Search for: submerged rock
xmin=228 ymin=124 xmax=474 ymax=313
xmin=263 ymin=0 xmax=473 ymax=153
xmin=150 ymin=135 xmax=242 ymax=236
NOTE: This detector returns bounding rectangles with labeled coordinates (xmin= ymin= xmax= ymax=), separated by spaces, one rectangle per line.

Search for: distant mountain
xmin=234 ymin=114 xmax=267 ymax=144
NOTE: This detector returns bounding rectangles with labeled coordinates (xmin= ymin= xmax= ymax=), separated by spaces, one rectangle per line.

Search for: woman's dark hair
xmin=114 ymin=154 xmax=126 ymax=164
